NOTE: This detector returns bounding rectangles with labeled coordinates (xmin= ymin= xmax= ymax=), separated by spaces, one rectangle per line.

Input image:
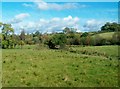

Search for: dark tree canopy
xmin=80 ymin=32 xmax=88 ymax=37
xmin=19 ymin=30 xmax=25 ymax=41
xmin=101 ymin=22 xmax=120 ymax=32
xmin=45 ymin=33 xmax=67 ymax=49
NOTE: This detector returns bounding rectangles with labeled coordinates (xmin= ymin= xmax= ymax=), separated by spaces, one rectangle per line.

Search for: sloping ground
xmin=92 ymin=32 xmax=115 ymax=40
xmin=2 ymin=45 xmax=119 ymax=87
xmin=70 ymin=45 xmax=118 ymax=58
xmin=98 ymin=32 xmax=115 ymax=39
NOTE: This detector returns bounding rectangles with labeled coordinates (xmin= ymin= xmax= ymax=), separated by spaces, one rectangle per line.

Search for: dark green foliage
xmin=80 ymin=32 xmax=89 ymax=37
xmin=33 ymin=31 xmax=40 ymax=37
xmin=101 ymin=22 xmax=120 ymax=32
xmin=45 ymin=33 xmax=67 ymax=49
xmin=46 ymin=39 xmax=56 ymax=49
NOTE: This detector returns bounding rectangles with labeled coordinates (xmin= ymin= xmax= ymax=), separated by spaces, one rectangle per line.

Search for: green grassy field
xmin=2 ymin=45 xmax=119 ymax=87
xmin=98 ymin=32 xmax=115 ymax=39
xmin=92 ymin=32 xmax=115 ymax=40
xmin=0 ymin=49 xmax=2 ymax=88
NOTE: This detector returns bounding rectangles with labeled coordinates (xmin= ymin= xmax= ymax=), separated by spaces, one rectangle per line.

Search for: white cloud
xmin=9 ymin=13 xmax=30 ymax=24
xmin=12 ymin=17 xmax=118 ymax=34
xmin=15 ymin=13 xmax=30 ymax=20
xmin=63 ymin=15 xmax=72 ymax=21
xmin=83 ymin=19 xmax=104 ymax=32
xmin=23 ymin=3 xmax=33 ymax=7
xmin=12 ymin=15 xmax=80 ymax=34
xmin=83 ymin=19 xmax=118 ymax=32
xmin=24 ymin=0 xmax=86 ymax=10
xmin=37 ymin=15 xmax=80 ymax=33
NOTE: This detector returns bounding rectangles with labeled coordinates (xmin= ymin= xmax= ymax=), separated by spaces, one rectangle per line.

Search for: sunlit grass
xmin=2 ymin=45 xmax=119 ymax=87
xmin=0 ymin=49 xmax=2 ymax=88
xmin=91 ymin=32 xmax=115 ymax=40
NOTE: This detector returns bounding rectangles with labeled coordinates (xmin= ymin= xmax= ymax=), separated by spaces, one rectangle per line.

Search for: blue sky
xmin=2 ymin=0 xmax=120 ymax=2
xmin=1 ymin=1 xmax=118 ymax=33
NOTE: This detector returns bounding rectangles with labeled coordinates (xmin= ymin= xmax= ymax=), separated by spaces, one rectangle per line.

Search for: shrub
xmin=45 ymin=33 xmax=67 ymax=49
xmin=19 ymin=40 xmax=25 ymax=49
xmin=111 ymin=32 xmax=120 ymax=45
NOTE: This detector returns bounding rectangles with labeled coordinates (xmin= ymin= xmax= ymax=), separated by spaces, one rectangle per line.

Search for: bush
xmin=89 ymin=35 xmax=110 ymax=46
xmin=111 ymin=32 xmax=120 ymax=45
xmin=2 ymin=40 xmax=9 ymax=49
xmin=81 ymin=32 xmax=88 ymax=37
xmin=19 ymin=40 xmax=25 ymax=49
xmin=45 ymin=33 xmax=67 ymax=49
xmin=80 ymin=37 xmax=87 ymax=45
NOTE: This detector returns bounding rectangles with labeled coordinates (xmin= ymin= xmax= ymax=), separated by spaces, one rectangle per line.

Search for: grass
xmin=0 ymin=49 xmax=2 ymax=88
xmin=2 ymin=45 xmax=119 ymax=87
xmin=98 ymin=32 xmax=115 ymax=40
xmin=92 ymin=32 xmax=115 ymax=40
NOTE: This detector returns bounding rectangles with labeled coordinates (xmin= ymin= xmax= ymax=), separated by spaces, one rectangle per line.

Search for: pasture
xmin=0 ymin=49 xmax=2 ymax=88
xmin=2 ymin=45 xmax=119 ymax=87
xmin=92 ymin=32 xmax=115 ymax=40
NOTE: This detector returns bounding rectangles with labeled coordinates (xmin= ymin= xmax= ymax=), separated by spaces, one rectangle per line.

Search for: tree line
xmin=0 ymin=22 xmax=120 ymax=49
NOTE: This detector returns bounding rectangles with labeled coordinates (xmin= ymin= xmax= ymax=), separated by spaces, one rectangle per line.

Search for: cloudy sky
xmin=2 ymin=0 xmax=118 ymax=34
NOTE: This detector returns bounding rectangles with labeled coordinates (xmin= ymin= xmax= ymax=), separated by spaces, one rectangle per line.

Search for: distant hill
xmin=91 ymin=32 xmax=115 ymax=40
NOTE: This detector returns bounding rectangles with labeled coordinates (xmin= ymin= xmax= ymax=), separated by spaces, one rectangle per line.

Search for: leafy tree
xmin=19 ymin=29 xmax=25 ymax=41
xmin=46 ymin=33 xmax=67 ymax=49
xmin=63 ymin=27 xmax=77 ymax=34
xmin=63 ymin=27 xmax=70 ymax=34
xmin=1 ymin=23 xmax=15 ymax=49
xmin=33 ymin=31 xmax=40 ymax=37
xmin=101 ymin=22 xmax=120 ymax=32
xmin=33 ymin=31 xmax=42 ymax=44
xmin=63 ymin=27 xmax=80 ymax=45
xmin=80 ymin=32 xmax=88 ymax=37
